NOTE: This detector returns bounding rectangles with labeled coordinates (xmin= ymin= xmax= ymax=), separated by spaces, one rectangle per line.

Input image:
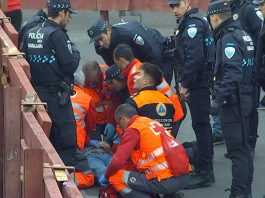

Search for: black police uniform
xmin=18 ymin=9 xmax=48 ymax=50
xmin=127 ymin=87 xmax=175 ymax=131
xmin=212 ymin=15 xmax=254 ymax=197
xmin=173 ymin=8 xmax=215 ymax=188
xmin=230 ymin=0 xmax=263 ymax=151
xmin=92 ymin=21 xmax=173 ymax=84
xmin=21 ymin=19 xmax=80 ymax=166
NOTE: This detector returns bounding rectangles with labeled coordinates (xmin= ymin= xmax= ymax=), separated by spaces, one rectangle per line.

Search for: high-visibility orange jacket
xmin=129 ymin=116 xmax=174 ymax=180
xmin=84 ymin=65 xmax=119 ymax=125
xmin=127 ymin=88 xmax=175 ymax=130
xmin=122 ymin=59 xmax=184 ymax=121
xmin=71 ymin=85 xmax=96 ymax=150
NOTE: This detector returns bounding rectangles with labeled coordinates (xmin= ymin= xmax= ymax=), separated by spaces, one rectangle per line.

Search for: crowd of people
xmin=16 ymin=0 xmax=265 ymax=197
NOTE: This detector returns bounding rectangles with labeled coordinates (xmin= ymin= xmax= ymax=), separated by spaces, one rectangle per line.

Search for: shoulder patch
xmin=256 ymin=11 xmax=264 ymax=21
xmin=67 ymin=40 xmax=73 ymax=54
xmin=187 ymin=27 xmax=197 ymax=38
xmin=224 ymin=46 xmax=235 ymax=59
xmin=233 ymin=14 xmax=238 ymax=20
xmin=156 ymin=103 xmax=167 ymax=117
xmin=133 ymin=34 xmax=144 ymax=45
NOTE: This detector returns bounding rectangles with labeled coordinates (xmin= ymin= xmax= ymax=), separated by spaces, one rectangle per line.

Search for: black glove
xmin=210 ymin=99 xmax=219 ymax=115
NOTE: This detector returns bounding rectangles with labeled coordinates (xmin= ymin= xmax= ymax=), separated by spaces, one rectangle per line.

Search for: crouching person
xmin=99 ymin=104 xmax=190 ymax=198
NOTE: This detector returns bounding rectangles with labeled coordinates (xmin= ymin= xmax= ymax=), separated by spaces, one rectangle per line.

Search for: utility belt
xmin=34 ymin=82 xmax=75 ymax=106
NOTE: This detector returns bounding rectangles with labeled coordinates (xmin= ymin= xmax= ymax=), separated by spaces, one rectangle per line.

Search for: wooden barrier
xmin=0 ymin=10 xmax=82 ymax=198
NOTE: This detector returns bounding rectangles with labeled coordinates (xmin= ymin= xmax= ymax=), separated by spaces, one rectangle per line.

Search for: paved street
xmin=22 ymin=9 xmax=265 ymax=198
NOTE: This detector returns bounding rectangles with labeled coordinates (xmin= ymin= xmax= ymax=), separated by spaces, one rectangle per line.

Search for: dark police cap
xmin=253 ymin=0 xmax=265 ymax=5
xmin=87 ymin=18 xmax=108 ymax=44
xmin=47 ymin=0 xmax=77 ymax=14
xmin=168 ymin=0 xmax=181 ymax=5
xmin=207 ymin=0 xmax=231 ymax=15
xmin=104 ymin=64 xmax=121 ymax=86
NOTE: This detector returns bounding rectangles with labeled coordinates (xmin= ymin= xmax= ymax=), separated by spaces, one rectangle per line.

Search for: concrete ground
xmin=21 ymin=10 xmax=265 ymax=198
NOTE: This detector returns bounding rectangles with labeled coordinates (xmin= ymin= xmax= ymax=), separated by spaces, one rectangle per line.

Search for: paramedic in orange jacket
xmin=113 ymin=44 xmax=185 ymax=137
xmin=98 ymin=104 xmax=190 ymax=198
xmin=70 ymin=72 xmax=96 ymax=189
xmin=82 ymin=61 xmax=119 ymax=141
xmin=127 ymin=62 xmax=177 ymax=133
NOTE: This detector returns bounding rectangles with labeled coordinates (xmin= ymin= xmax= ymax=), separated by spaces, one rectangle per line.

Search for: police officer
xmin=18 ymin=2 xmax=48 ymax=50
xmin=87 ymin=18 xmax=174 ymax=84
xmin=208 ymin=0 xmax=254 ymax=196
xmin=168 ymin=0 xmax=215 ymax=189
xmin=229 ymin=0 xmax=263 ymax=156
xmin=21 ymin=0 xmax=80 ymax=166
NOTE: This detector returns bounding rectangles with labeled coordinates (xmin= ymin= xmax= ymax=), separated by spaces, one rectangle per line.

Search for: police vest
xmin=26 ymin=22 xmax=66 ymax=86
xmin=132 ymin=90 xmax=175 ymax=130
xmin=129 ymin=116 xmax=174 ymax=180
xmin=175 ymin=11 xmax=215 ymax=80
xmin=215 ymin=24 xmax=254 ymax=95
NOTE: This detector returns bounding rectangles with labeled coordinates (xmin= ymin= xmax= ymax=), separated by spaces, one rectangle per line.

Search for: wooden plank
xmin=3 ymin=85 xmax=21 ymax=198
xmin=23 ymin=146 xmax=44 ymax=198
xmin=43 ymin=167 xmax=63 ymax=198
xmin=0 ymin=85 xmax=4 ymax=197
xmin=7 ymin=58 xmax=52 ymax=137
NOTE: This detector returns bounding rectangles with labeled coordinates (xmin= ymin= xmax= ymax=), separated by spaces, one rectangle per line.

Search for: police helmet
xmin=207 ymin=0 xmax=231 ymax=16
xmin=104 ymin=64 xmax=121 ymax=86
xmin=47 ymin=0 xmax=77 ymax=14
xmin=87 ymin=18 xmax=108 ymax=44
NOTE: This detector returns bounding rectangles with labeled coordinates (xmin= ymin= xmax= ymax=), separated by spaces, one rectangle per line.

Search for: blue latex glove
xmin=98 ymin=176 xmax=108 ymax=188
xmin=103 ymin=123 xmax=116 ymax=141
xmin=89 ymin=140 xmax=100 ymax=148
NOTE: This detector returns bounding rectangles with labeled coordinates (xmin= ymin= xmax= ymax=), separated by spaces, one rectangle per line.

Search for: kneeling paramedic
xmin=99 ymin=104 xmax=191 ymax=198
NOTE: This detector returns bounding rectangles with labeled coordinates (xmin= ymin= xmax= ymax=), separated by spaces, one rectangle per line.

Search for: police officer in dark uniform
xmin=229 ymin=0 xmax=263 ymax=156
xmin=208 ymin=1 xmax=254 ymax=197
xmin=21 ymin=0 xmax=80 ymax=166
xmin=126 ymin=62 xmax=176 ymax=131
xmin=18 ymin=2 xmax=48 ymax=50
xmin=168 ymin=0 xmax=215 ymax=189
xmin=87 ymin=18 xmax=174 ymax=84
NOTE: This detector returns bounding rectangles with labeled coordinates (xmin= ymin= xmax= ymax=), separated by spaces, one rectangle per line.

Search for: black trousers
xmin=248 ymin=84 xmax=259 ymax=149
xmin=219 ymin=95 xmax=253 ymax=193
xmin=35 ymin=86 xmax=77 ymax=166
xmin=187 ymin=86 xmax=213 ymax=172
xmin=123 ymin=171 xmax=190 ymax=198
xmin=4 ymin=9 xmax=22 ymax=32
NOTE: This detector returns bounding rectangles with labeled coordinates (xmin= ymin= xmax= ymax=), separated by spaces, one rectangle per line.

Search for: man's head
xmin=87 ymin=18 xmax=111 ymax=48
xmin=82 ymin=61 xmax=101 ymax=87
xmin=114 ymin=104 xmax=137 ymax=130
xmin=207 ymin=0 xmax=231 ymax=30
xmin=133 ymin=62 xmax=163 ymax=92
xmin=104 ymin=64 xmax=127 ymax=90
xmin=168 ymin=0 xmax=191 ymax=20
xmin=253 ymin=0 xmax=265 ymax=17
xmin=73 ymin=71 xmax=85 ymax=87
xmin=47 ymin=0 xmax=76 ymax=27
xmin=113 ymin=44 xmax=135 ymax=71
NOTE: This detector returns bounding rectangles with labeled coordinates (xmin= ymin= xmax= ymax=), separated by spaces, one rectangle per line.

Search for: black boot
xmin=184 ymin=171 xmax=212 ymax=189
xmin=163 ymin=192 xmax=185 ymax=198
xmin=228 ymin=188 xmax=252 ymax=198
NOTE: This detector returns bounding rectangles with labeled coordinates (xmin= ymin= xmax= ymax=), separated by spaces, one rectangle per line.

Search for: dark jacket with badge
xmin=126 ymin=87 xmax=175 ymax=131
xmin=230 ymin=0 xmax=263 ymax=46
xmin=19 ymin=9 xmax=48 ymax=50
xmin=174 ymin=8 xmax=215 ymax=89
xmin=213 ymin=18 xmax=254 ymax=103
xmin=95 ymin=21 xmax=167 ymax=68
xmin=21 ymin=19 xmax=80 ymax=86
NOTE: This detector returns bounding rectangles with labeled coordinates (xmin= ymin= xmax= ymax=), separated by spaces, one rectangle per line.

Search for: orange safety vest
xmin=84 ymin=65 xmax=118 ymax=125
xmin=132 ymin=90 xmax=175 ymax=131
xmin=125 ymin=59 xmax=184 ymax=122
xmin=71 ymin=85 xmax=94 ymax=150
xmin=129 ymin=116 xmax=174 ymax=181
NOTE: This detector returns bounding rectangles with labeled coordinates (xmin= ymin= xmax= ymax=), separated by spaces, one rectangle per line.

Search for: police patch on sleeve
xmin=133 ymin=35 xmax=145 ymax=45
xmin=187 ymin=27 xmax=197 ymax=38
xmin=224 ymin=47 xmax=235 ymax=59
